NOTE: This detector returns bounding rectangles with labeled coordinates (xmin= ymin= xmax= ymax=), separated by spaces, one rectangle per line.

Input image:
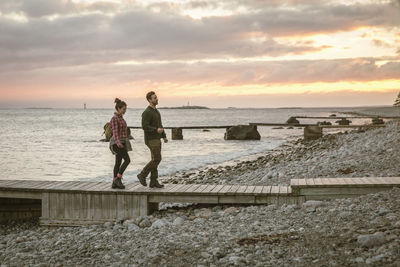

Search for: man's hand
xmin=157 ymin=128 xmax=164 ymax=134
xmin=117 ymin=143 xmax=124 ymax=149
xmin=163 ymin=138 xmax=168 ymax=143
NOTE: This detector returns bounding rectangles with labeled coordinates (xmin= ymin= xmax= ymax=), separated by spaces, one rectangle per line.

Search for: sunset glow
xmin=0 ymin=0 xmax=399 ymax=107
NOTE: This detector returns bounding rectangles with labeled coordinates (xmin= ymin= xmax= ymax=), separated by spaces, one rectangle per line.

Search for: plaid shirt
xmin=110 ymin=112 xmax=127 ymax=147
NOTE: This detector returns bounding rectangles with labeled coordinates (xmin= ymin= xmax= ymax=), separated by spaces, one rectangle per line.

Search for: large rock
xmin=335 ymin=118 xmax=352 ymax=125
xmin=357 ymin=232 xmax=386 ymax=248
xmin=224 ymin=125 xmax=261 ymax=140
xmin=286 ymin=117 xmax=300 ymax=125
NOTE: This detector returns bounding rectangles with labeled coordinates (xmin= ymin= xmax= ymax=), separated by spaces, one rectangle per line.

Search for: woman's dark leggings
xmin=113 ymin=144 xmax=131 ymax=178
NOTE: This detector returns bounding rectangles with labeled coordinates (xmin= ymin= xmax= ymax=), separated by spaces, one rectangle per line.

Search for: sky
xmin=0 ymin=0 xmax=399 ymax=108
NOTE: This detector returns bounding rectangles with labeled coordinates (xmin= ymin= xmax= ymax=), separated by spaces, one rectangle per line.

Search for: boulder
xmin=224 ymin=125 xmax=261 ymax=140
xmin=317 ymin=121 xmax=332 ymax=126
xmin=357 ymin=232 xmax=386 ymax=248
xmin=372 ymin=118 xmax=384 ymax=125
xmin=286 ymin=117 xmax=300 ymax=125
xmin=335 ymin=118 xmax=352 ymax=125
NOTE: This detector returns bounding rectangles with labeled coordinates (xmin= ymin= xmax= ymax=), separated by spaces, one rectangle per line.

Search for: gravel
xmin=1 ymin=120 xmax=399 ymax=266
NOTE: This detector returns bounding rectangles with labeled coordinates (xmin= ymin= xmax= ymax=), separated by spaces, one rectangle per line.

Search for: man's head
xmin=146 ymin=91 xmax=158 ymax=106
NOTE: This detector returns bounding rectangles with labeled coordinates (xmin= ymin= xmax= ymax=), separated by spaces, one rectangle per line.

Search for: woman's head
xmin=115 ymin=98 xmax=127 ymax=114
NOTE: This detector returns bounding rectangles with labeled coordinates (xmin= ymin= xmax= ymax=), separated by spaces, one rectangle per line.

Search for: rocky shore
xmin=1 ymin=120 xmax=399 ymax=266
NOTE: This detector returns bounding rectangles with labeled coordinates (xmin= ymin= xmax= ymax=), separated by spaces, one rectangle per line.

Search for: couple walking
xmin=109 ymin=91 xmax=167 ymax=189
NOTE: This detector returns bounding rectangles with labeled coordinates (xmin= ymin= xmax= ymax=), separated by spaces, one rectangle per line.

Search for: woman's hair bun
xmin=114 ymin=98 xmax=121 ymax=104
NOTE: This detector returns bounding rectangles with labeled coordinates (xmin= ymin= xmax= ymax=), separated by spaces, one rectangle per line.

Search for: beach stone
xmin=139 ymin=218 xmax=152 ymax=228
xmin=302 ymin=200 xmax=326 ymax=209
xmin=195 ymin=208 xmax=213 ymax=219
xmin=151 ymin=219 xmax=168 ymax=228
xmin=224 ymin=125 xmax=261 ymax=140
xmin=366 ymin=254 xmax=385 ymax=264
xmin=128 ymin=224 xmax=140 ymax=231
xmin=173 ymin=217 xmax=185 ymax=226
xmin=357 ymin=232 xmax=386 ymax=248
xmin=224 ymin=207 xmax=239 ymax=215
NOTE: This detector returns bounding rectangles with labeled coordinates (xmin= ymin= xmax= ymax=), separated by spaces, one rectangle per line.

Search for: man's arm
xmin=142 ymin=110 xmax=158 ymax=133
xmin=159 ymin=113 xmax=167 ymax=138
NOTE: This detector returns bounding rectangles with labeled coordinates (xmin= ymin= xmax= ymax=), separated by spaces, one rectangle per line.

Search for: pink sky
xmin=0 ymin=0 xmax=399 ymax=108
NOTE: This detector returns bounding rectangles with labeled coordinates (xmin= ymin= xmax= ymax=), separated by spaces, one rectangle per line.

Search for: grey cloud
xmin=1 ymin=57 xmax=399 ymax=88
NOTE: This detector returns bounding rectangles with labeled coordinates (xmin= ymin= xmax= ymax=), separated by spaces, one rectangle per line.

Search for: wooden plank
xmin=41 ymin=193 xmax=50 ymax=219
xmin=226 ymin=185 xmax=241 ymax=195
xmin=165 ymin=184 xmax=187 ymax=194
xmin=139 ymin=195 xmax=148 ymax=216
xmin=298 ymin=179 xmax=307 ymax=187
xmin=244 ymin=186 xmax=256 ymax=194
xmin=24 ymin=180 xmax=51 ymax=190
xmin=127 ymin=183 xmax=144 ymax=191
xmin=306 ymin=179 xmax=315 ymax=186
xmin=57 ymin=193 xmax=66 ymax=219
xmin=183 ymin=184 xmax=203 ymax=193
xmin=210 ymin=184 xmax=225 ymax=193
xmin=149 ymin=195 xmax=218 ymax=204
xmin=0 ymin=180 xmax=23 ymax=187
xmin=327 ymin=178 xmax=340 ymax=185
xmin=170 ymin=184 xmax=192 ymax=193
xmin=93 ymin=194 xmax=102 ymax=220
xmin=261 ymin=186 xmax=272 ymax=194
xmin=64 ymin=193 xmax=73 ymax=220
xmin=2 ymin=180 xmax=40 ymax=189
xmin=368 ymin=177 xmax=385 ymax=185
xmin=333 ymin=178 xmax=346 ymax=186
xmin=288 ymin=187 xmax=292 ymax=194
xmin=71 ymin=193 xmax=80 ymax=219
xmin=290 ymin=179 xmax=299 ymax=187
xmin=300 ymin=187 xmax=392 ymax=196
xmin=219 ymin=195 xmax=255 ymax=204
xmin=199 ymin=184 xmax=218 ymax=194
xmin=253 ymin=186 xmax=263 ymax=194
xmin=385 ymin=177 xmax=400 ymax=184
xmin=236 ymin=186 xmax=248 ymax=194
xmin=117 ymin=194 xmax=125 ymax=219
xmin=0 ymin=191 xmax=42 ymax=199
xmin=270 ymin=186 xmax=280 ymax=195
xmin=193 ymin=184 xmax=210 ymax=193
xmin=218 ymin=185 xmax=233 ymax=194
xmin=313 ymin=178 xmax=323 ymax=186
xmin=279 ymin=186 xmax=288 ymax=195
xmin=352 ymin=177 xmax=367 ymax=185
xmin=79 ymin=193 xmax=87 ymax=219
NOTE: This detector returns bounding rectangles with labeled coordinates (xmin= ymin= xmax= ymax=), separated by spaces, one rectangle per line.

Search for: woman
xmin=109 ymin=98 xmax=132 ymax=189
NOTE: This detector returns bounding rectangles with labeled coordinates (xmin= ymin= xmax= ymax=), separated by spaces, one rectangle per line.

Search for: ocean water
xmin=0 ymin=107 xmax=370 ymax=182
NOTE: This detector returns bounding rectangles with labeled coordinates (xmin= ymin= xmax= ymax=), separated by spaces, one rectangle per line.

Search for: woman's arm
xmin=111 ymin=117 xmax=123 ymax=148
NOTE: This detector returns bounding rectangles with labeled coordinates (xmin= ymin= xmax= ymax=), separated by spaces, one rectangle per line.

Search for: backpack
xmin=103 ymin=122 xmax=113 ymax=141
xmin=103 ymin=122 xmax=132 ymax=141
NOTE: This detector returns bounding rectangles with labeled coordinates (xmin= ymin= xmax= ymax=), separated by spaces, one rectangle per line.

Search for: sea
xmin=0 ymin=107 xmax=371 ymax=183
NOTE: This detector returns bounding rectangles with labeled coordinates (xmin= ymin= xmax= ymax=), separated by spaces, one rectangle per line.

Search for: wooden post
xmin=171 ymin=128 xmax=183 ymax=140
xmin=304 ymin=126 xmax=322 ymax=140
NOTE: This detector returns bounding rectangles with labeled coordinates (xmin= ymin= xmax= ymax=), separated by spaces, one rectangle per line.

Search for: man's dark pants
xmin=140 ymin=139 xmax=162 ymax=179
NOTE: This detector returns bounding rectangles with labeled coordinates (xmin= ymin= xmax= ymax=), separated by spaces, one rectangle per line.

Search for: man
xmin=137 ymin=91 xmax=168 ymax=188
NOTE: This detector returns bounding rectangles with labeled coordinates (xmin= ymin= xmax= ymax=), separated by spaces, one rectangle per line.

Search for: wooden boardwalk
xmin=0 ymin=177 xmax=399 ymax=226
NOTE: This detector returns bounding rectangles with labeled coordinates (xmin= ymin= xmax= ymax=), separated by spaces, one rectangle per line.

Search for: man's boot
xmin=149 ymin=177 xmax=164 ymax=188
xmin=137 ymin=173 xmax=147 ymax=186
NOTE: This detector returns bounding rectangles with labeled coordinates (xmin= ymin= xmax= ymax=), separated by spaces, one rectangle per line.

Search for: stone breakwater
xmin=0 ymin=121 xmax=399 ymax=266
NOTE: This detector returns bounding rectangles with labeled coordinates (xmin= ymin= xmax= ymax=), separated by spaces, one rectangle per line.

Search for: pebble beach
xmin=1 ymin=111 xmax=399 ymax=266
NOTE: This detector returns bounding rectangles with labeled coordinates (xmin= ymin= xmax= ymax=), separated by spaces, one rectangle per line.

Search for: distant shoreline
xmin=158 ymin=106 xmax=210 ymax=110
